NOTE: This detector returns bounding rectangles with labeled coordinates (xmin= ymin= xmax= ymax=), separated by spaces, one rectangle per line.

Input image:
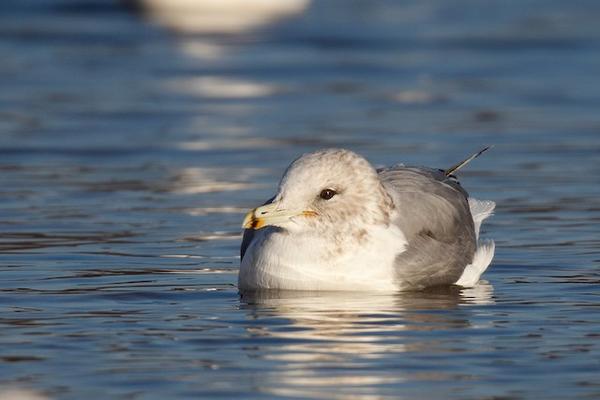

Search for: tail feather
xmin=445 ymin=146 xmax=492 ymax=177
xmin=468 ymin=198 xmax=495 ymax=240
xmin=455 ymin=240 xmax=495 ymax=287
xmin=456 ymin=198 xmax=496 ymax=288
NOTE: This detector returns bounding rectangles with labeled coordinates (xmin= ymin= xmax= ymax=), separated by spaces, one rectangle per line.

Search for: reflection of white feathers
xmin=239 ymin=285 xmax=495 ymax=373
xmin=460 ymin=279 xmax=495 ymax=305
xmin=455 ymin=199 xmax=495 ymax=287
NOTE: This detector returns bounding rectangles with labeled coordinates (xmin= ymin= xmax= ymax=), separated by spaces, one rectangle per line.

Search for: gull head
xmin=243 ymin=149 xmax=393 ymax=236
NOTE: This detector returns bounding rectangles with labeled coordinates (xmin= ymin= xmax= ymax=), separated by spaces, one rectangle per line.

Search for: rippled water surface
xmin=1 ymin=1 xmax=599 ymax=399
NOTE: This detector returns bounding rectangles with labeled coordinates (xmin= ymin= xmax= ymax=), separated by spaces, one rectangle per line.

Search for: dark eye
xmin=319 ymin=189 xmax=337 ymax=200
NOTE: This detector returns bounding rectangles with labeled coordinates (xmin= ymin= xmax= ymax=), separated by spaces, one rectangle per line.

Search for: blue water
xmin=1 ymin=1 xmax=599 ymax=398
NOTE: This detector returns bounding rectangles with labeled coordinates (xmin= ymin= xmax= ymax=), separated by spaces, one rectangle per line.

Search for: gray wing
xmin=379 ymin=166 xmax=476 ymax=290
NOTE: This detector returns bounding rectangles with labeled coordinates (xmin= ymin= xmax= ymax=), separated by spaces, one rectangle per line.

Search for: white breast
xmin=238 ymin=224 xmax=408 ymax=291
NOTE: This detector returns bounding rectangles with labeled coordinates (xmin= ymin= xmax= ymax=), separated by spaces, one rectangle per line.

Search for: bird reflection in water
xmin=238 ymin=284 xmax=494 ymax=397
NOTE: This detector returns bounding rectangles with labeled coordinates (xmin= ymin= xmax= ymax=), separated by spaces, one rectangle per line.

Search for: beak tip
xmin=242 ymin=215 xmax=253 ymax=230
xmin=242 ymin=208 xmax=260 ymax=230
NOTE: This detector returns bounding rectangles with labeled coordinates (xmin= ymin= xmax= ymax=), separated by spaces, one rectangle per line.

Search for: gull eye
xmin=319 ymin=189 xmax=337 ymax=200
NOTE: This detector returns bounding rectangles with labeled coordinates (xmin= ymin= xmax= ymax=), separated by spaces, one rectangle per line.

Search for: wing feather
xmin=379 ymin=167 xmax=477 ymax=289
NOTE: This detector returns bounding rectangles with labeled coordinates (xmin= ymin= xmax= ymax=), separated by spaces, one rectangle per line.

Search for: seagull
xmin=239 ymin=148 xmax=495 ymax=291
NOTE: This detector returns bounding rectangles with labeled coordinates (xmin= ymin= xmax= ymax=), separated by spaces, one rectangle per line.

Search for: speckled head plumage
xmin=273 ymin=149 xmax=393 ymax=232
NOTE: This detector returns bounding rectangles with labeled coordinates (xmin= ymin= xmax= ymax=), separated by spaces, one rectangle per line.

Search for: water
xmin=1 ymin=0 xmax=599 ymax=398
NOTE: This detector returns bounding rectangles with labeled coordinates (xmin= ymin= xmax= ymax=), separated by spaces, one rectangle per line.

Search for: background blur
xmin=1 ymin=1 xmax=599 ymax=399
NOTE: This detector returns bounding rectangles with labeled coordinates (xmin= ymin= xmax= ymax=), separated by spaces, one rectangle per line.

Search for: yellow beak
xmin=242 ymin=202 xmax=318 ymax=229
